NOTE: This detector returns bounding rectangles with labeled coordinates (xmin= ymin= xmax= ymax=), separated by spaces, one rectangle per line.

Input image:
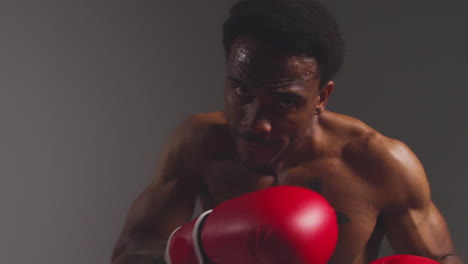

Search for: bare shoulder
xmin=323 ymin=111 xmax=430 ymax=209
xmin=110 ymin=113 xmax=228 ymax=262
xmin=183 ymin=111 xmax=229 ymax=144
xmin=320 ymin=110 xmax=383 ymax=154
xmin=170 ymin=112 xmax=232 ymax=162
xmin=367 ymin=134 xmax=431 ymax=210
xmin=176 ymin=112 xmax=225 ymax=138
xmin=322 ymin=111 xmax=418 ymax=169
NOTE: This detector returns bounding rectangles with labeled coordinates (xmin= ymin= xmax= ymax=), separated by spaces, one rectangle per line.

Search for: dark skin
xmin=111 ymin=37 xmax=462 ymax=264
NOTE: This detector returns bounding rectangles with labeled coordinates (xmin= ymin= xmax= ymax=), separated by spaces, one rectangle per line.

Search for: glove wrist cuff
xmin=164 ymin=209 xmax=213 ymax=264
xmin=192 ymin=209 xmax=213 ymax=264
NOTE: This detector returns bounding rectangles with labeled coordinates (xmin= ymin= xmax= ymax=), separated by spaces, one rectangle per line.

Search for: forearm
xmin=438 ymin=254 xmax=464 ymax=264
xmin=111 ymin=246 xmax=166 ymax=264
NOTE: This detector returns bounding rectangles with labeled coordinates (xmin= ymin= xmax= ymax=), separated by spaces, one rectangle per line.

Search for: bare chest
xmin=199 ymin=158 xmax=383 ymax=263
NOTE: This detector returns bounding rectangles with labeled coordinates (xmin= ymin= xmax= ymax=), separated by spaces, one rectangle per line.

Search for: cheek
xmin=224 ymin=93 xmax=243 ymax=125
xmin=271 ymin=114 xmax=311 ymax=138
xmin=270 ymin=118 xmax=298 ymax=137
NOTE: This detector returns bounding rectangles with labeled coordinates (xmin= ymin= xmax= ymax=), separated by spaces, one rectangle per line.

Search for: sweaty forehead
xmin=228 ymin=36 xmax=319 ymax=81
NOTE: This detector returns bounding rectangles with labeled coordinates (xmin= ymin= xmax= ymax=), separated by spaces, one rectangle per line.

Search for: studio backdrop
xmin=0 ymin=1 xmax=466 ymax=263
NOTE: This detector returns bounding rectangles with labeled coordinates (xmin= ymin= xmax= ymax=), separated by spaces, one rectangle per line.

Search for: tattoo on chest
xmin=306 ymin=177 xmax=351 ymax=225
xmin=335 ymin=211 xmax=352 ymax=225
xmin=307 ymin=177 xmax=324 ymax=193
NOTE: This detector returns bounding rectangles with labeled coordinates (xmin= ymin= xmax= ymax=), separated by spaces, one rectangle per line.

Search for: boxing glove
xmin=165 ymin=185 xmax=338 ymax=264
xmin=164 ymin=209 xmax=212 ymax=264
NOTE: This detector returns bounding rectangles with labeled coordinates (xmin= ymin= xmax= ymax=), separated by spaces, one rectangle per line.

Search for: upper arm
xmin=375 ymin=139 xmax=458 ymax=260
xmin=111 ymin=115 xmax=205 ymax=260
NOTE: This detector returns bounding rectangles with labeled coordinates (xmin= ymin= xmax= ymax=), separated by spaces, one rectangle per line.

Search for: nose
xmin=249 ymin=119 xmax=272 ymax=134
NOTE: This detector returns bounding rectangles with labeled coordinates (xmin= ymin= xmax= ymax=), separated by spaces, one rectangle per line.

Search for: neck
xmin=275 ymin=113 xmax=324 ymax=171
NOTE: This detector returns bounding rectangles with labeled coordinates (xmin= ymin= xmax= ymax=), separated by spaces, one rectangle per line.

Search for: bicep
xmin=112 ymin=116 xmax=203 ymax=259
xmin=371 ymin=138 xmax=458 ymax=259
xmin=113 ymin=179 xmax=198 ymax=254
xmin=383 ymin=201 xmax=456 ymax=258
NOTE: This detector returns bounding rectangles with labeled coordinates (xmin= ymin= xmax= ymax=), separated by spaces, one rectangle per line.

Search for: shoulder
xmin=155 ymin=112 xmax=229 ymax=183
xmin=172 ymin=111 xmax=226 ymax=141
xmin=372 ymin=136 xmax=431 ymax=211
xmin=320 ymin=111 xmax=377 ymax=142
xmin=323 ymin=111 xmax=420 ymax=175
xmin=169 ymin=112 xmax=232 ymax=160
xmin=329 ymin=112 xmax=431 ymax=210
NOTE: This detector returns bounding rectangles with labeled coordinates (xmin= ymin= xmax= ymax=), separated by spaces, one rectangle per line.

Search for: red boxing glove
xmin=370 ymin=255 xmax=439 ymax=264
xmin=164 ymin=210 xmax=212 ymax=264
xmin=165 ymin=185 xmax=338 ymax=264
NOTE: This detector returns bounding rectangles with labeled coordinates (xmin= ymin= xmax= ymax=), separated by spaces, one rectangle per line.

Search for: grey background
xmin=0 ymin=1 xmax=466 ymax=263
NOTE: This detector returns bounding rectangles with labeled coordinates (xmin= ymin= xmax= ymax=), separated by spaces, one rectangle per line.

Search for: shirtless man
xmin=111 ymin=0 xmax=462 ymax=263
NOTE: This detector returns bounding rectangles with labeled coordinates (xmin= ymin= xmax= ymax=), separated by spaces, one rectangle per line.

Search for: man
xmin=111 ymin=0 xmax=462 ymax=263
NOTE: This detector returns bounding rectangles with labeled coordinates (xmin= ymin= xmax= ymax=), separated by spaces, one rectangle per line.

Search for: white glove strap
xmin=164 ymin=209 xmax=213 ymax=264
xmin=193 ymin=209 xmax=213 ymax=264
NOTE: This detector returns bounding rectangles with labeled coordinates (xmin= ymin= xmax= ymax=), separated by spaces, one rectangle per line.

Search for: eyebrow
xmin=272 ymin=90 xmax=305 ymax=99
xmin=272 ymin=84 xmax=306 ymax=93
xmin=228 ymin=76 xmax=309 ymax=98
xmin=228 ymin=76 xmax=244 ymax=84
xmin=229 ymin=76 xmax=306 ymax=89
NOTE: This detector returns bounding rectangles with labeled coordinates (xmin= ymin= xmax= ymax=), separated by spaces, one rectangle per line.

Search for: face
xmin=224 ymin=36 xmax=333 ymax=170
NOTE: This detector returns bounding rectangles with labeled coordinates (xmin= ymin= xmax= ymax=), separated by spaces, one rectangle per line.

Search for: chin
xmin=235 ymin=137 xmax=288 ymax=171
xmin=238 ymin=152 xmax=279 ymax=172
xmin=242 ymin=158 xmax=270 ymax=169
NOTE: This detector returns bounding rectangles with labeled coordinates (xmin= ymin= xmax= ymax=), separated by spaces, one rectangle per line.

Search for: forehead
xmin=228 ymin=36 xmax=319 ymax=81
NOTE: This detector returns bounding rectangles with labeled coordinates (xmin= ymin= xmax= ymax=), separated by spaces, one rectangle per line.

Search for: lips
xmin=246 ymin=141 xmax=269 ymax=150
xmin=239 ymin=138 xmax=275 ymax=154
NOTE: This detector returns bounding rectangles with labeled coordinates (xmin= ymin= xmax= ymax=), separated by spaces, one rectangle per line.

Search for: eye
xmin=234 ymin=85 xmax=250 ymax=97
xmin=279 ymin=96 xmax=298 ymax=109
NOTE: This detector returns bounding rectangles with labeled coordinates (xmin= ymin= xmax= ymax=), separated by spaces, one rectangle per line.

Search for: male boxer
xmin=111 ymin=0 xmax=463 ymax=263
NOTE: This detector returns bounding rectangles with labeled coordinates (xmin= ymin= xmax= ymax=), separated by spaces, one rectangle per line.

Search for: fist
xmin=166 ymin=185 xmax=339 ymax=264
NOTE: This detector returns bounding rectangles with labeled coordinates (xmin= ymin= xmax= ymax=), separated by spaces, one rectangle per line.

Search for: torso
xmin=193 ymin=111 xmax=388 ymax=264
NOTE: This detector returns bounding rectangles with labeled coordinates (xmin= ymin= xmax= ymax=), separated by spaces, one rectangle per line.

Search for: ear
xmin=315 ymin=81 xmax=334 ymax=114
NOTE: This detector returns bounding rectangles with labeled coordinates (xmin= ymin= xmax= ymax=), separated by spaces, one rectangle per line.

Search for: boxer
xmin=111 ymin=0 xmax=462 ymax=263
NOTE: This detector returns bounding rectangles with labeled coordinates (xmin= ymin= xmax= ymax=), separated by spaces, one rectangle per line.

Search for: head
xmin=222 ymin=0 xmax=345 ymax=169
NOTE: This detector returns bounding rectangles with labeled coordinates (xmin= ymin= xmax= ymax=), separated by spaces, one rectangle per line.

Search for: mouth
xmin=238 ymin=137 xmax=276 ymax=155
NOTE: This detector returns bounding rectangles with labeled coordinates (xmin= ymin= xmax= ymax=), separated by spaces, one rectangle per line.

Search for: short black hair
xmin=223 ymin=0 xmax=345 ymax=87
